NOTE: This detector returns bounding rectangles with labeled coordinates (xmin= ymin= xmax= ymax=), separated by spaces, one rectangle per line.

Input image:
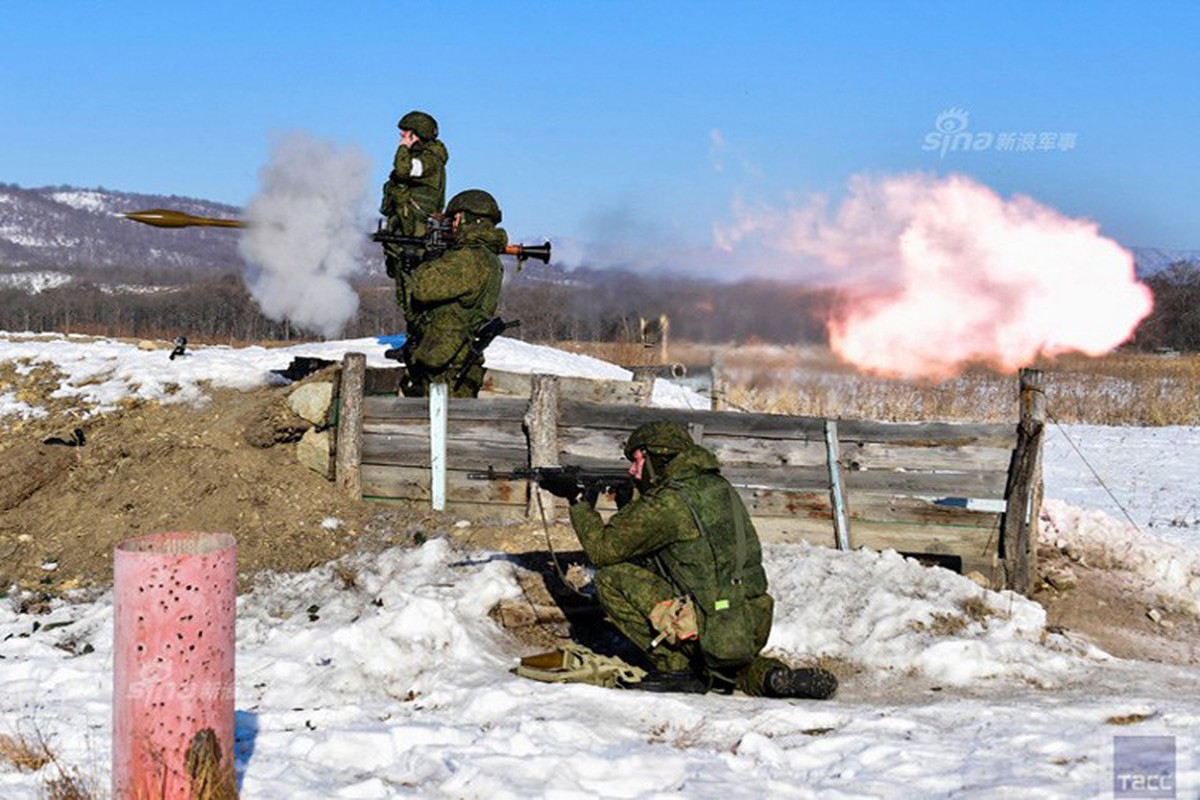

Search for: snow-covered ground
xmin=1 ymin=332 xmax=1197 ymax=798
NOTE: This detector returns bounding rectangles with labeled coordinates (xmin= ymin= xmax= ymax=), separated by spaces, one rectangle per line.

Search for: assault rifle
xmin=467 ymin=465 xmax=635 ymax=508
xmin=372 ymin=216 xmax=552 ymax=275
xmin=453 ymin=317 xmax=520 ymax=390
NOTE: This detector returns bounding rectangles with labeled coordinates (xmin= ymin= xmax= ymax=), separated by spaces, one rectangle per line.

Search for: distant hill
xmin=2 ymin=182 xmax=1194 ymax=282
xmin=1131 ymin=246 xmax=1200 ymax=278
xmin=0 ymin=183 xmax=242 ymax=272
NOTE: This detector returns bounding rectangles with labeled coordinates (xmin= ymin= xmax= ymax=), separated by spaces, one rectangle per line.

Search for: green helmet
xmin=398 ymin=110 xmax=438 ymax=141
xmin=623 ymin=421 xmax=694 ymax=461
xmin=446 ymin=189 xmax=502 ymax=224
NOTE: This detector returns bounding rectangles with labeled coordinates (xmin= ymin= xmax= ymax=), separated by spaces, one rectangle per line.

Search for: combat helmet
xmin=623 ymin=421 xmax=694 ymax=461
xmin=398 ymin=110 xmax=438 ymax=141
xmin=446 ymin=189 xmax=502 ymax=224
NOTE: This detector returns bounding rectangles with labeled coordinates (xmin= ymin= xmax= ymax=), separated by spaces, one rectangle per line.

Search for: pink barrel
xmin=113 ymin=532 xmax=237 ymax=799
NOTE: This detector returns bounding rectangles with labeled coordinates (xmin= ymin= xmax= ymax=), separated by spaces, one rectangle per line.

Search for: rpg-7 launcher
xmin=372 ymin=216 xmax=552 ymax=273
xmin=467 ymin=465 xmax=635 ymax=508
xmin=124 ymin=209 xmax=552 ymax=268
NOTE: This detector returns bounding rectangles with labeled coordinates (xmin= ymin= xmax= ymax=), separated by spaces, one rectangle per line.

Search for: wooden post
xmin=430 ymin=381 xmax=448 ymax=511
xmin=1002 ymin=368 xmax=1045 ymax=594
xmin=709 ymin=350 xmax=726 ymax=411
xmin=335 ymin=352 xmax=366 ymax=499
xmin=524 ymin=375 xmax=561 ymax=520
xmin=824 ymin=420 xmax=851 ymax=550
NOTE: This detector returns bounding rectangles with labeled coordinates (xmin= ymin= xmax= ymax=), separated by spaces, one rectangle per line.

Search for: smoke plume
xmin=715 ymin=173 xmax=1154 ymax=379
xmin=239 ymin=132 xmax=376 ymax=338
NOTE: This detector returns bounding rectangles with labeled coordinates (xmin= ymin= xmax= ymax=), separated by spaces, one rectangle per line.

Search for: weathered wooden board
xmin=742 ymin=489 xmax=1003 ymax=529
xmin=363 ymin=395 xmax=529 ymax=423
xmin=361 ymin=464 xmax=529 ymax=507
xmin=481 ymin=369 xmax=654 ymax=405
xmin=558 ymin=401 xmax=1016 ymax=447
xmin=755 ymin=516 xmax=999 ymax=577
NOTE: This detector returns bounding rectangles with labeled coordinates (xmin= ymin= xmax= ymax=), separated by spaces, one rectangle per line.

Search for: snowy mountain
xmin=1132 ymin=246 xmax=1200 ymax=278
xmin=0 ymin=183 xmax=242 ymax=271
xmin=2 ymin=183 xmax=1195 ymax=280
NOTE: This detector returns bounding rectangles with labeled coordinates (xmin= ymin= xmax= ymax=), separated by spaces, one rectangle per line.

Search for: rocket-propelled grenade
xmin=127 ymin=207 xmax=552 ymax=264
xmin=124 ymin=209 xmax=245 ymax=229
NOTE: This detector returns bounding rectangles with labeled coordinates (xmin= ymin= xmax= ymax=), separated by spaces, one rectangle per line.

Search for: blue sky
xmin=2 ymin=1 xmax=1197 ymax=255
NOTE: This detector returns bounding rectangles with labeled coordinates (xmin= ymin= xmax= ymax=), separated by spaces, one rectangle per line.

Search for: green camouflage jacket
xmin=569 ymin=444 xmax=773 ymax=666
xmin=407 ymin=221 xmax=506 ymax=370
xmin=380 ymin=138 xmax=449 ymax=235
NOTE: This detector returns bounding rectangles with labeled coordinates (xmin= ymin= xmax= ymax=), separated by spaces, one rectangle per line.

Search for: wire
xmin=1046 ymin=408 xmax=1145 ymax=534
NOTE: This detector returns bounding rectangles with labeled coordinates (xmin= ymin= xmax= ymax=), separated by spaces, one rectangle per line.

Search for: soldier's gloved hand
xmin=538 ymin=474 xmax=581 ymax=504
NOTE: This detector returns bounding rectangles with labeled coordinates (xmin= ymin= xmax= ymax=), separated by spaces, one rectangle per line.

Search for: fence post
xmin=1002 ymin=368 xmax=1045 ymax=594
xmin=709 ymin=350 xmax=726 ymax=411
xmin=525 ymin=374 xmax=561 ymax=520
xmin=335 ymin=352 xmax=366 ymax=499
xmin=430 ymin=381 xmax=448 ymax=511
xmin=824 ymin=420 xmax=852 ymax=550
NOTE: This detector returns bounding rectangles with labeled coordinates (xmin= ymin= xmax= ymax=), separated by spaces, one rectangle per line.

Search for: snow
xmin=1 ymin=330 xmax=1198 ymax=797
xmin=49 ymin=190 xmax=111 ymax=214
xmin=0 ymin=271 xmax=73 ymax=294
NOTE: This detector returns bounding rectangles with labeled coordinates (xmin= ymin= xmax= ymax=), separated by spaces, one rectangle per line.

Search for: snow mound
xmin=765 ymin=543 xmax=1081 ymax=686
xmin=1043 ymin=498 xmax=1200 ymax=614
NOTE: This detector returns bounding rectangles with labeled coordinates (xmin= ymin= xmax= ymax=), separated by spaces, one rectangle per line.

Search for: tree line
xmin=1 ymin=261 xmax=1197 ymax=352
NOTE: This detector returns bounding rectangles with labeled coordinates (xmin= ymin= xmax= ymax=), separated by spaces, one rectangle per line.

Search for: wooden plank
xmin=755 ymin=517 xmax=998 ymax=576
xmin=558 ymin=401 xmax=1015 ymax=446
xmin=840 ymin=442 xmax=1014 ymax=472
xmin=362 ymin=433 xmax=526 ymax=470
xmin=363 ymin=394 xmax=529 ymax=423
xmin=361 ymin=464 xmax=529 ymax=506
xmin=740 ymin=489 xmax=1003 ymax=529
xmin=481 ymin=369 xmax=653 ymax=405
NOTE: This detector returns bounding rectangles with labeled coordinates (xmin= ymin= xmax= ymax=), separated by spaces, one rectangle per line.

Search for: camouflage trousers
xmin=593 ymin=562 xmax=786 ymax=696
xmin=401 ymin=361 xmax=484 ymax=399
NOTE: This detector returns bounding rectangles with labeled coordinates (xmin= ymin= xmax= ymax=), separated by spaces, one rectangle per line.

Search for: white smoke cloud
xmin=238 ymin=132 xmax=376 ymax=339
xmin=715 ymin=172 xmax=1155 ymax=379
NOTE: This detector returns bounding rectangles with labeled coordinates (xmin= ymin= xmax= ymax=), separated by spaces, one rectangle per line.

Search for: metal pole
xmin=430 ymin=381 xmax=448 ymax=511
xmin=824 ymin=420 xmax=851 ymax=550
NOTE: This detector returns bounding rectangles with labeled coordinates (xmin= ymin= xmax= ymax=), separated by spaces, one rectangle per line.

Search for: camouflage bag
xmin=516 ymin=644 xmax=647 ymax=689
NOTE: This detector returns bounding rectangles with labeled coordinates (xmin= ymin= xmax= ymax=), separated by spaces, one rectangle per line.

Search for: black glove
xmin=538 ymin=473 xmax=581 ymax=503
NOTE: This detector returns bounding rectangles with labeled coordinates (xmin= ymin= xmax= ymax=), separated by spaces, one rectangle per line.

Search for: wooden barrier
xmin=348 ymin=367 xmax=1044 ymax=592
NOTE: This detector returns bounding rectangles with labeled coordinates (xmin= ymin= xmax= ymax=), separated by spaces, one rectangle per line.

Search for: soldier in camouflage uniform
xmin=540 ymin=421 xmax=838 ymax=698
xmin=379 ymin=110 xmax=449 ymax=332
xmin=403 ymin=189 xmax=506 ymax=398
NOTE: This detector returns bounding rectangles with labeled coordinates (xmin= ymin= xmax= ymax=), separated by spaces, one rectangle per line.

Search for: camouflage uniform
xmin=379 ymin=111 xmax=449 ymax=328
xmin=404 ymin=205 xmax=506 ymax=398
xmin=567 ymin=426 xmax=791 ymax=696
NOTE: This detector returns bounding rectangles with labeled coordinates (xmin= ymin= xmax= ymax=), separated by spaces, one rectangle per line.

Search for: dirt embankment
xmin=1 ymin=379 xmax=1195 ymax=668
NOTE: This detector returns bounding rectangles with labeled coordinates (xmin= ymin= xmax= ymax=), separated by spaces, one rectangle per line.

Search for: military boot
xmin=763 ymin=666 xmax=838 ymax=700
xmin=629 ymin=669 xmax=709 ymax=694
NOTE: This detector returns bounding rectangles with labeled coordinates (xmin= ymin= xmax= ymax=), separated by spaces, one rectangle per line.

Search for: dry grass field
xmin=556 ymin=340 xmax=1200 ymax=426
